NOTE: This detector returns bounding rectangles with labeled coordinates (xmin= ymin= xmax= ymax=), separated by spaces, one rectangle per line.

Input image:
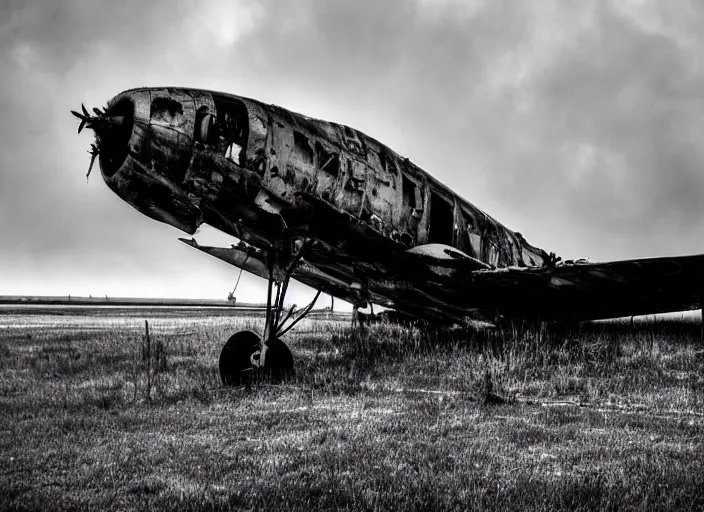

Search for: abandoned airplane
xmin=73 ymin=87 xmax=704 ymax=385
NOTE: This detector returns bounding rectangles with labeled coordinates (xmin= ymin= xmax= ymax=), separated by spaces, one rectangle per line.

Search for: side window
xmin=482 ymin=223 xmax=501 ymax=266
xmin=342 ymin=125 xmax=364 ymax=153
xmin=293 ymin=131 xmax=314 ymax=164
xmin=428 ymin=192 xmax=454 ymax=245
xmin=402 ymin=175 xmax=417 ymax=209
xmin=212 ymin=96 xmax=249 ymax=165
xmin=462 ymin=209 xmax=482 ymax=259
xmin=399 ymin=173 xmax=423 ymax=243
xmin=316 ymin=142 xmax=340 ymax=176
xmin=378 ymin=150 xmax=398 ymax=188
xmin=194 ymin=107 xmax=218 ymax=144
xmin=314 ymin=141 xmax=340 ymax=203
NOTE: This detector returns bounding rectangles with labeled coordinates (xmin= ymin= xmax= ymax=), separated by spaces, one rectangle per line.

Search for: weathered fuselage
xmin=92 ymin=87 xmax=551 ymax=320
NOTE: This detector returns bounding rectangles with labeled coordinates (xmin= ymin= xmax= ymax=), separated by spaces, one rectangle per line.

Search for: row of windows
xmin=190 ymin=101 xmax=539 ymax=266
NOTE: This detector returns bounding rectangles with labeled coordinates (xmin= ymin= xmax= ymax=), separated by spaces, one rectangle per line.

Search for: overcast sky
xmin=2 ymin=0 xmax=704 ymax=307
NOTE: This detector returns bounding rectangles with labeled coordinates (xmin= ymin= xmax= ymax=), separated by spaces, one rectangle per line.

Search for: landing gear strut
xmin=219 ymin=241 xmax=321 ymax=387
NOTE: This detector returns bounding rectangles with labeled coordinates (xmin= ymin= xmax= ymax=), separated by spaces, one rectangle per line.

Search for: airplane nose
xmin=76 ymin=88 xmax=197 ymax=183
xmin=73 ymin=88 xmax=203 ymax=234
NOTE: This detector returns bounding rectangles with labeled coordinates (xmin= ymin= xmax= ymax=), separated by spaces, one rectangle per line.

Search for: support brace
xmin=258 ymin=240 xmax=321 ymax=366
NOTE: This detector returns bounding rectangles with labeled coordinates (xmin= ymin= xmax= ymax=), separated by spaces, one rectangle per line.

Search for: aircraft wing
xmin=459 ymin=254 xmax=704 ymax=322
xmin=179 ymin=238 xmax=366 ymax=306
xmin=179 ymin=236 xmax=704 ymax=324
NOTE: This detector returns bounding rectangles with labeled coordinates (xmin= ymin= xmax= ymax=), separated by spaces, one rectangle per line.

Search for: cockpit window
xmin=197 ymin=95 xmax=249 ymax=166
xmin=150 ymin=97 xmax=185 ymax=128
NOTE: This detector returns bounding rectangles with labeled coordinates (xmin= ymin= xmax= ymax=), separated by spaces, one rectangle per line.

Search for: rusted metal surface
xmin=75 ymin=87 xmax=704 ymax=324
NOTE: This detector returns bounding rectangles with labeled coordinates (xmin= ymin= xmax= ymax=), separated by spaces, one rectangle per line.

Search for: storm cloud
xmin=2 ymin=0 xmax=704 ymax=303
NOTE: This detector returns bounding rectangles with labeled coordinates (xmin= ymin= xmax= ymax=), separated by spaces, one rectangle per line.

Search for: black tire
xmin=262 ymin=337 xmax=295 ymax=382
xmin=219 ymin=330 xmax=294 ymax=387
xmin=219 ymin=330 xmax=261 ymax=387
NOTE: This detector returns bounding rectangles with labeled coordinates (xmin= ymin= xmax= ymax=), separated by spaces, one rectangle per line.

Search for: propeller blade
xmin=81 ymin=104 xmax=89 ymax=117
xmin=92 ymin=107 xmax=102 ymax=116
xmin=86 ymin=153 xmax=97 ymax=182
xmin=78 ymin=120 xmax=86 ymax=133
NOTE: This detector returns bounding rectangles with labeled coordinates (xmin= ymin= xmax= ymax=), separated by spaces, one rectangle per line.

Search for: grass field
xmin=1 ymin=307 xmax=703 ymax=511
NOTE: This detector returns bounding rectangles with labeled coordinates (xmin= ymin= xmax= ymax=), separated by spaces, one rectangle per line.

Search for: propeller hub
xmin=71 ymin=97 xmax=134 ymax=180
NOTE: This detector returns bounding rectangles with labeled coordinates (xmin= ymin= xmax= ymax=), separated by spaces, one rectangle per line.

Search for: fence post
xmin=145 ymin=320 xmax=151 ymax=401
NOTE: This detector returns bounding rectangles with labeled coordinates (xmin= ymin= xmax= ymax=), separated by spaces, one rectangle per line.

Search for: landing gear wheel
xmin=219 ymin=330 xmax=261 ymax=387
xmin=261 ymin=337 xmax=294 ymax=383
xmin=219 ymin=330 xmax=295 ymax=387
xmin=219 ymin=244 xmax=319 ymax=388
